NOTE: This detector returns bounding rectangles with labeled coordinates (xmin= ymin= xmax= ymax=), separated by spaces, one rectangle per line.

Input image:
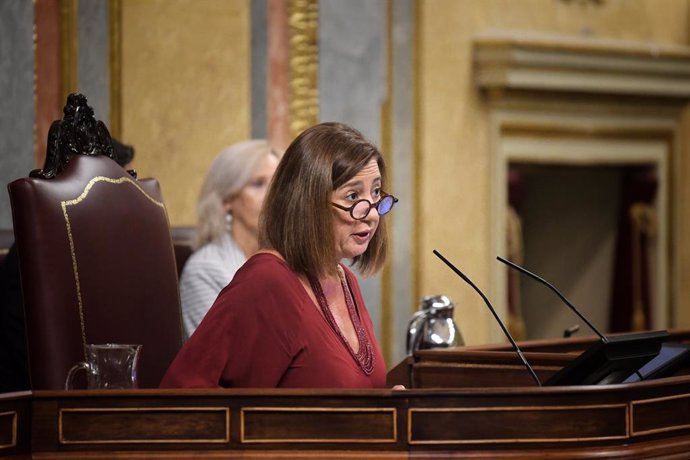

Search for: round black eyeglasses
xmin=331 ymin=193 xmax=399 ymax=220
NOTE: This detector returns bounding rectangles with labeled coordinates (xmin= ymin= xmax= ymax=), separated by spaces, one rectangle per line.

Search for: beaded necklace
xmin=307 ymin=265 xmax=375 ymax=375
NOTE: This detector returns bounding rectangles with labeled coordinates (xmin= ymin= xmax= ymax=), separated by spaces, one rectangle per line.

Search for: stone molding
xmin=474 ymin=31 xmax=690 ymax=99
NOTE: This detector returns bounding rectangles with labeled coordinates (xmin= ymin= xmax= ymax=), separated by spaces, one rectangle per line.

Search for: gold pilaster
xmin=59 ymin=0 xmax=78 ymax=103
xmin=32 ymin=0 xmax=37 ymax=161
xmin=412 ymin=0 xmax=421 ymax=310
xmin=108 ymin=0 xmax=122 ymax=138
xmin=288 ymin=0 xmax=319 ymax=139
xmin=379 ymin=0 xmax=393 ymax=364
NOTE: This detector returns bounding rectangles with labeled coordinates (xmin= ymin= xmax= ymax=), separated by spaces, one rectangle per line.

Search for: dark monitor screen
xmin=544 ymin=330 xmax=669 ymax=386
xmin=622 ymin=342 xmax=690 ymax=383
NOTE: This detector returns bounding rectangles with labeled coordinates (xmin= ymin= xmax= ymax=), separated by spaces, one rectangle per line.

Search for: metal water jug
xmin=406 ymin=295 xmax=463 ymax=355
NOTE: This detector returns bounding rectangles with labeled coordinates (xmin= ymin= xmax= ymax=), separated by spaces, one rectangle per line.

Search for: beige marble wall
xmin=109 ymin=0 xmax=690 ymax=346
xmin=120 ymin=0 xmax=250 ymax=226
xmin=417 ymin=0 xmax=690 ymax=344
xmin=680 ymin=107 xmax=690 ymax=328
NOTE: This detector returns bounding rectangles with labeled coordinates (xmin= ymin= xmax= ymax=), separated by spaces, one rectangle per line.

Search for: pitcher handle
xmin=65 ymin=362 xmax=90 ymax=390
xmin=406 ymin=310 xmax=429 ymax=355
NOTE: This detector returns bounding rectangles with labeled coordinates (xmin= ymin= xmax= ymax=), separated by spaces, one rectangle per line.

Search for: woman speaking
xmin=161 ymin=122 xmax=397 ymax=388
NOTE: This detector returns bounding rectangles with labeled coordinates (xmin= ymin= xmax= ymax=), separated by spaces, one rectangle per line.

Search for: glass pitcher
xmin=65 ymin=343 xmax=141 ymax=390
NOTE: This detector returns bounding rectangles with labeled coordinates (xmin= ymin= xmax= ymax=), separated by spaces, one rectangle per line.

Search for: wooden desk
xmin=3 ymin=334 xmax=690 ymax=458
xmin=387 ymin=331 xmax=690 ymax=388
xmin=3 ymin=383 xmax=690 ymax=458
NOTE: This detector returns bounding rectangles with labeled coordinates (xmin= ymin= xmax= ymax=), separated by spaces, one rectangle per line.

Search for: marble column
xmin=0 ymin=0 xmax=35 ymax=229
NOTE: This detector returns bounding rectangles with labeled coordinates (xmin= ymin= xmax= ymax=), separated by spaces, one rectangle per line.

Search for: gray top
xmin=179 ymin=233 xmax=246 ymax=339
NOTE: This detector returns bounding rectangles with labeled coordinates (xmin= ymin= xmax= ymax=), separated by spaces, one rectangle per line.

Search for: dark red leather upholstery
xmin=8 ymin=155 xmax=183 ymax=389
xmin=170 ymin=226 xmax=195 ymax=278
xmin=0 ymin=229 xmax=13 ymax=266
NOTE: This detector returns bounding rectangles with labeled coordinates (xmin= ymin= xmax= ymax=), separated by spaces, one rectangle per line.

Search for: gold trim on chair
xmin=61 ymin=176 xmax=166 ymax=354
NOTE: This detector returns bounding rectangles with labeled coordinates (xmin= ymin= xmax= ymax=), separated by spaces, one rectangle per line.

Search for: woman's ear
xmin=222 ymin=198 xmax=233 ymax=214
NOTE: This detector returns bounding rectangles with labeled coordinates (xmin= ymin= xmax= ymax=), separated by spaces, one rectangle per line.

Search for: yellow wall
xmin=680 ymin=107 xmax=690 ymax=328
xmin=113 ymin=0 xmax=690 ymax=344
xmin=417 ymin=0 xmax=690 ymax=344
xmin=121 ymin=0 xmax=251 ymax=226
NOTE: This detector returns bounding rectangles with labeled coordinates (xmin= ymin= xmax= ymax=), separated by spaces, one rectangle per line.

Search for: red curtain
xmin=609 ymin=167 xmax=657 ymax=333
xmin=507 ymin=170 xmax=527 ymax=340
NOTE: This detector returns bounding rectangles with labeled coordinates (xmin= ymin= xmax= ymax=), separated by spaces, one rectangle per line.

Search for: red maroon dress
xmin=160 ymin=253 xmax=386 ymax=388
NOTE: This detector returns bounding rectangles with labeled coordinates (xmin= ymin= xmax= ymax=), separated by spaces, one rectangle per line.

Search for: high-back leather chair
xmin=170 ymin=226 xmax=196 ymax=278
xmin=0 ymin=229 xmax=13 ymax=266
xmin=7 ymin=94 xmax=183 ymax=389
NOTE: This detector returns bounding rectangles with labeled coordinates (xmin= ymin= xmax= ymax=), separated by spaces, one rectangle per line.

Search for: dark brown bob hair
xmin=259 ymin=122 xmax=388 ymax=278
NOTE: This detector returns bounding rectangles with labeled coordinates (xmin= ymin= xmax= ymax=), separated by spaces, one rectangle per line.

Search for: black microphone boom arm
xmin=433 ymin=250 xmax=542 ymax=387
xmin=496 ymin=255 xmax=608 ymax=344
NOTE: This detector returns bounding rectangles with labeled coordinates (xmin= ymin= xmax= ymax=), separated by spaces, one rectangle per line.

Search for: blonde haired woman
xmin=180 ymin=140 xmax=279 ymax=339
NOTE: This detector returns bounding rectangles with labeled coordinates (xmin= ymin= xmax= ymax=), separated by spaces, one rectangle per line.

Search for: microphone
xmin=496 ymin=256 xmax=608 ymax=344
xmin=563 ymin=324 xmax=580 ymax=338
xmin=433 ymin=249 xmax=541 ymax=387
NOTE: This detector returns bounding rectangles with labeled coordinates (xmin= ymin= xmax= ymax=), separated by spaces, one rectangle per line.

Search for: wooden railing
xmin=3 ymin=332 xmax=690 ymax=458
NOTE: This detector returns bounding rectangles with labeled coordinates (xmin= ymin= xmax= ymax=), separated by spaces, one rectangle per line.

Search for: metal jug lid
xmin=420 ymin=295 xmax=454 ymax=312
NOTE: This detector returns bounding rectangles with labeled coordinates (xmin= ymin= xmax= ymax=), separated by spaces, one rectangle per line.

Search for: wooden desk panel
xmin=28 ymin=389 xmax=408 ymax=456
xmin=388 ymin=331 xmax=690 ymax=389
xmin=0 ymin=392 xmax=30 ymax=458
xmin=58 ymin=407 xmax=230 ymax=444
xmin=1 ymin=382 xmax=690 ymax=458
